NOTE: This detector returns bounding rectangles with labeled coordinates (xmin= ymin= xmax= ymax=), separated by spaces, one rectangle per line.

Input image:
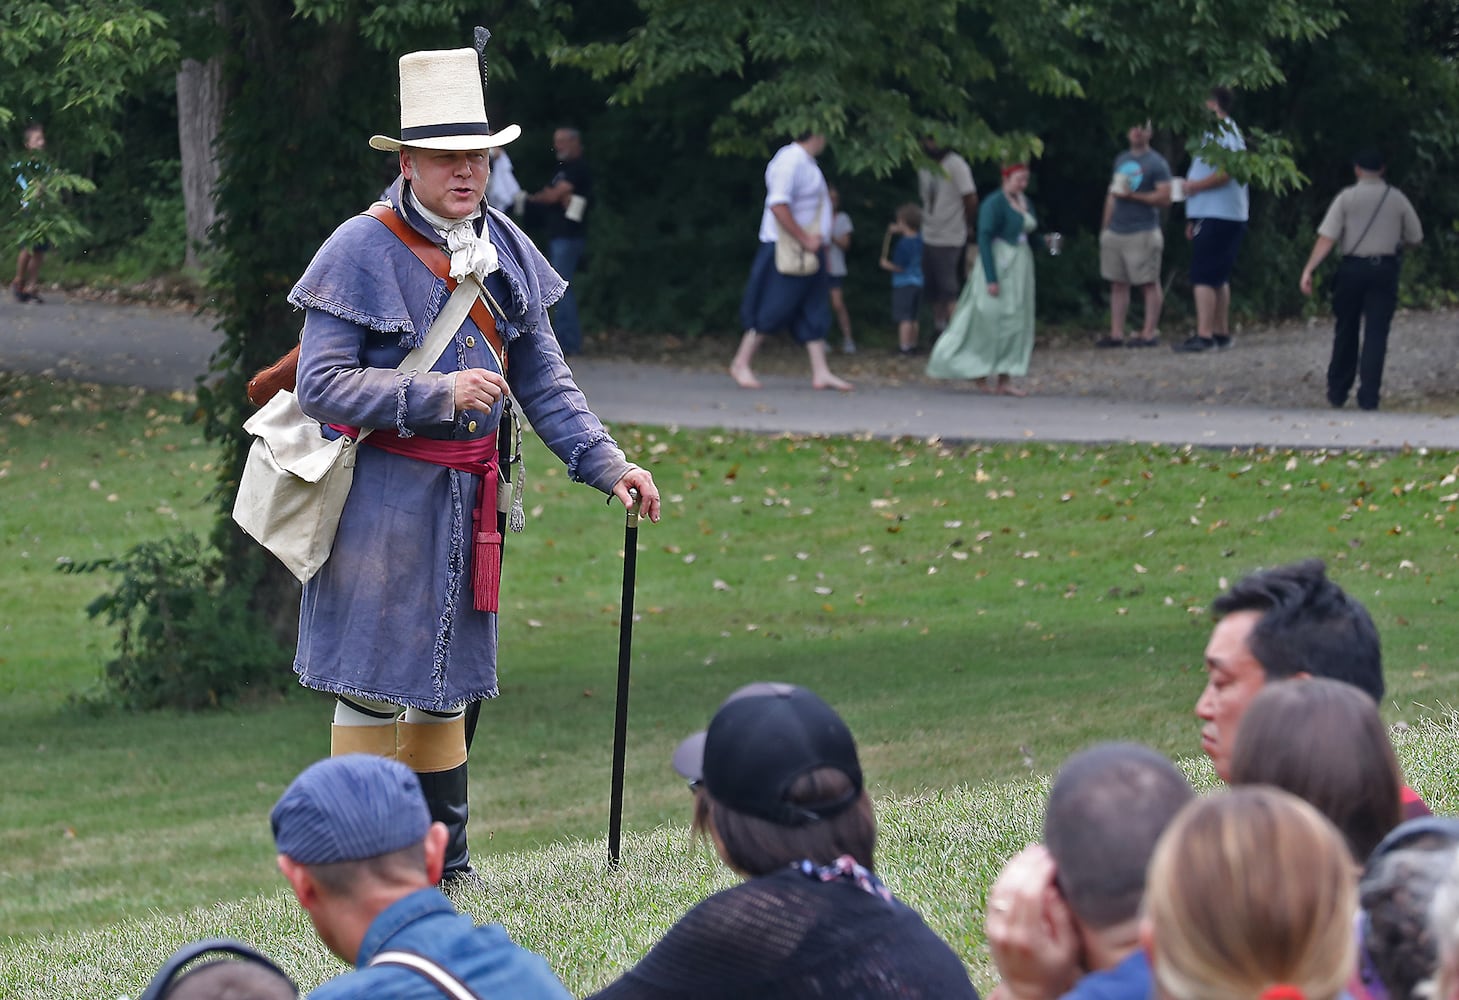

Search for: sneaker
xmin=841 ymin=338 xmax=857 ymax=355
xmin=10 ymin=280 xmax=26 ymax=303
xmin=1094 ymin=336 xmax=1126 ymax=348
xmin=1172 ymin=335 xmax=1216 ymax=353
xmin=1213 ymin=333 xmax=1233 ymax=350
xmin=898 ymin=346 xmax=921 ymax=358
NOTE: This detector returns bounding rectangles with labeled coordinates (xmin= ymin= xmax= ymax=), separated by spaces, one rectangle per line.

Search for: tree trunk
xmin=177 ymin=54 xmax=224 ymax=272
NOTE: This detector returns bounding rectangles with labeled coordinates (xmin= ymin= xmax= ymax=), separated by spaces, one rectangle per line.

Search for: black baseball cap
xmin=672 ymin=682 xmax=864 ymax=827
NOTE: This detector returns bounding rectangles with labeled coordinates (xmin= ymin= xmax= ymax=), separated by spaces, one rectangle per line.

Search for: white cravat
xmin=407 ymin=190 xmax=500 ymax=282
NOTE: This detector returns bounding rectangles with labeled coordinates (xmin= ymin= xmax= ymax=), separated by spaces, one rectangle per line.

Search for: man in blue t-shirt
xmin=1174 ymin=87 xmax=1249 ymax=353
xmin=1097 ymin=121 xmax=1171 ymax=347
xmin=983 ymin=744 xmax=1193 ymax=1000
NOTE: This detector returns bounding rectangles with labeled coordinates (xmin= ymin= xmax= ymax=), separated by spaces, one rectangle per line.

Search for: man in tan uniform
xmin=1299 ymin=150 xmax=1423 ymax=410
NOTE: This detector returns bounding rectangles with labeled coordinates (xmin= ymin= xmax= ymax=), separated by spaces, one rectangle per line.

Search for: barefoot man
xmin=729 ymin=132 xmax=852 ymax=392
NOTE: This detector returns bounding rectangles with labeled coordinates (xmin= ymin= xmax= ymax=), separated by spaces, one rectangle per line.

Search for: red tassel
xmin=473 ymin=529 xmax=502 ymax=613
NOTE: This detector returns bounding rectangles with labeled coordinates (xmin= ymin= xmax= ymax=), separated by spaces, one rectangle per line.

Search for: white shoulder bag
xmin=232 ymin=280 xmax=480 ymax=582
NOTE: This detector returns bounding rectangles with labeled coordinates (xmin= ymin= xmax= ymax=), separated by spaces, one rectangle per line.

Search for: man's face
xmin=1194 ymin=610 xmax=1269 ymax=781
xmin=24 ymin=128 xmax=44 ymax=151
xmin=553 ymin=130 xmax=580 ymax=161
xmin=1127 ymin=123 xmax=1152 ymax=149
xmin=401 ymin=148 xmax=489 ymax=221
xmin=803 ymin=133 xmax=827 ymax=158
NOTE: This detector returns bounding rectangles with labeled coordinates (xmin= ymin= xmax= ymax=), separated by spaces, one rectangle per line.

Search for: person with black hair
xmin=1299 ymin=150 xmax=1423 ymax=411
xmin=1194 ymin=559 xmax=1428 ymax=817
xmin=588 ymin=683 xmax=976 ymax=999
xmin=983 ymin=743 xmax=1193 ymax=1000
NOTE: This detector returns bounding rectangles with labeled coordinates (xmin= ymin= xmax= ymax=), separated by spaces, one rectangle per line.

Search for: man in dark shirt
xmin=529 ymin=127 xmax=592 ymax=355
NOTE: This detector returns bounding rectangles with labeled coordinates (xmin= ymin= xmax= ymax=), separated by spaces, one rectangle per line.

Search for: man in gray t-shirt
xmin=1098 ymin=122 xmax=1172 ymax=347
xmin=918 ymin=138 xmax=978 ymax=334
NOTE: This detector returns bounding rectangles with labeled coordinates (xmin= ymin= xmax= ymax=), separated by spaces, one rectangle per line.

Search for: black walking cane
xmin=608 ymin=488 xmax=643 ymax=866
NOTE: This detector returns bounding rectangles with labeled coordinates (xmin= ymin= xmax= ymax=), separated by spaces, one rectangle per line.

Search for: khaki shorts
xmin=1100 ymin=228 xmax=1164 ymax=286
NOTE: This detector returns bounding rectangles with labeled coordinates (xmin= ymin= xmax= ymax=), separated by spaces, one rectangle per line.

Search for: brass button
xmin=467 ymin=420 xmax=478 ymax=432
xmin=465 ymin=336 xmax=476 ymax=348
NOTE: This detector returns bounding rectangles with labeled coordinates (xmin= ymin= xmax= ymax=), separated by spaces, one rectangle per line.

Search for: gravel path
xmin=4 ymin=287 xmax=1456 ymax=426
xmin=663 ymin=310 xmax=1459 ymax=415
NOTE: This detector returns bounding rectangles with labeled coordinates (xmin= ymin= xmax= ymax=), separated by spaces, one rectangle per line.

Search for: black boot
xmin=415 ymin=763 xmax=475 ymax=885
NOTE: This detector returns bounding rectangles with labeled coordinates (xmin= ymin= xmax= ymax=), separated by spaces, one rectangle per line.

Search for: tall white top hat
xmin=369 ymin=48 xmax=521 ymax=152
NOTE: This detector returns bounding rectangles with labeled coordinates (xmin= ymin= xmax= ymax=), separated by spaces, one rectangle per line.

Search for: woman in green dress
xmin=927 ymin=163 xmax=1040 ymax=395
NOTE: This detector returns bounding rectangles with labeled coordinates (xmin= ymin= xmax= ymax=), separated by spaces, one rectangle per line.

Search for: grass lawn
xmin=3 ymin=720 xmax=1456 ymax=999
xmin=3 ymin=372 xmax=1458 ymax=942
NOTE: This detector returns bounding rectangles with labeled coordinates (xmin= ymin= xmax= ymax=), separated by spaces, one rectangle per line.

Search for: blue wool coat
xmin=288 ymin=176 xmax=629 ymax=709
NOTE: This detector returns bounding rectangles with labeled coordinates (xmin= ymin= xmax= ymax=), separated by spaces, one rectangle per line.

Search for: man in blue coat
xmin=287 ymin=46 xmax=659 ymax=883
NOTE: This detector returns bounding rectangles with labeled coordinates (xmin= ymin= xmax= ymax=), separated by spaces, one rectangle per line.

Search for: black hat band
xmin=401 ymin=121 xmax=493 ymax=140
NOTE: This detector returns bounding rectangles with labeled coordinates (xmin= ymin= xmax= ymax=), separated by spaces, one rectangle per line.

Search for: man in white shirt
xmin=918 ymin=138 xmax=978 ymax=336
xmin=729 ymin=132 xmax=852 ymax=391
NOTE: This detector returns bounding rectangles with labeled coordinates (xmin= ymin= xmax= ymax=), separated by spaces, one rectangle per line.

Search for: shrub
xmin=60 ymin=533 xmax=291 ymax=710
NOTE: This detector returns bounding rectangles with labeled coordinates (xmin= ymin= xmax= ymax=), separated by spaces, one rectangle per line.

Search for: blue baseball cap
xmin=271 ymin=755 xmax=431 ymax=864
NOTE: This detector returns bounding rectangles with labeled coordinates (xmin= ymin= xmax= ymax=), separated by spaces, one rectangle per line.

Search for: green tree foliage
xmin=0 ymin=1 xmax=177 ymax=154
xmin=561 ymin=0 xmax=1341 ymax=185
xmin=0 ymin=2 xmax=178 ymax=265
xmin=62 ymin=533 xmax=291 ymax=709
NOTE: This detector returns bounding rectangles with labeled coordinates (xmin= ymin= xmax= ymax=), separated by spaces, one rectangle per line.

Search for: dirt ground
xmin=593 ymin=309 xmax=1459 ymax=415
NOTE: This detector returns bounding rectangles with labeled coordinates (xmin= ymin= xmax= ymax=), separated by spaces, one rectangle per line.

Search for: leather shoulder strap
xmin=369 ymin=949 xmax=485 ymax=1000
xmin=365 ymin=203 xmax=506 ymax=372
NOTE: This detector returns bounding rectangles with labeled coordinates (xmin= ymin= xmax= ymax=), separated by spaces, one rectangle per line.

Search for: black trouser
xmin=1327 ymin=255 xmax=1399 ymax=410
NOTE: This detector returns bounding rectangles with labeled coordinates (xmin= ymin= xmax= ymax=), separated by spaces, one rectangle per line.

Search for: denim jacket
xmin=308 ymin=887 xmax=571 ymax=1000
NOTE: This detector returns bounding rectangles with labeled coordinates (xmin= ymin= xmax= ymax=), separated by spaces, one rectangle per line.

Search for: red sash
xmin=331 ymin=426 xmax=501 ymax=613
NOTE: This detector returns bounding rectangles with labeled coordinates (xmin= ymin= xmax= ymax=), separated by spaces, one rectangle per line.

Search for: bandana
xmin=794 ymin=855 xmax=892 ymax=902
